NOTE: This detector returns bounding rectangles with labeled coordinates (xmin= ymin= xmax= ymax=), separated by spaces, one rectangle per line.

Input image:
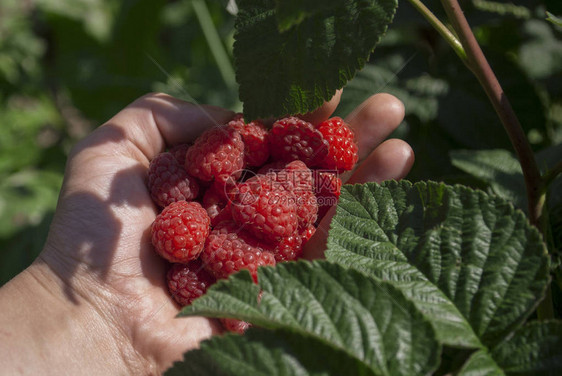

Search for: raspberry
xmin=301 ymin=224 xmax=316 ymax=245
xmin=201 ymin=221 xmax=275 ymax=282
xmin=257 ymin=160 xmax=317 ymax=227
xmin=295 ymin=190 xmax=318 ymax=228
xmin=260 ymin=160 xmax=313 ymax=191
xmin=220 ymin=318 xmax=251 ymax=334
xmin=315 ymin=172 xmax=342 ymax=221
xmin=271 ymin=234 xmax=303 ymax=262
xmin=269 ymin=117 xmax=329 ymax=167
xmin=151 ymin=201 xmax=211 ymax=263
xmin=283 ymin=160 xmax=314 ymax=191
xmin=267 ymin=223 xmax=316 ymax=262
xmin=258 ymin=161 xmax=295 ymax=192
xmin=277 ymin=161 xmax=318 ymax=227
xmin=230 ymin=175 xmax=298 ymax=243
xmin=317 ymin=117 xmax=359 ymax=172
xmin=148 ymin=152 xmax=199 ymax=208
xmin=228 ymin=114 xmax=270 ymax=167
xmin=185 ymin=126 xmax=244 ymax=186
xmin=167 ymin=260 xmax=215 ymax=306
xmin=169 ymin=143 xmax=191 ymax=166
xmin=148 ymin=115 xmax=351 ymax=314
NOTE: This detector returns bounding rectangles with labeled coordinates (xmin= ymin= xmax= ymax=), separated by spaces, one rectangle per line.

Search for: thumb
xmin=71 ymin=93 xmax=235 ymax=165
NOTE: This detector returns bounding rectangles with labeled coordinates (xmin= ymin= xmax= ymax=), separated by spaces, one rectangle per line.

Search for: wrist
xmin=0 ymin=260 xmax=150 ymax=375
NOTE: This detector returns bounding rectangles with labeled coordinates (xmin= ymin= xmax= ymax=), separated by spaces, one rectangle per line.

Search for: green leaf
xmin=335 ymin=59 xmax=448 ymax=124
xmin=456 ymin=349 xmax=504 ymax=376
xmin=491 ymin=321 xmax=562 ymax=375
xmin=546 ymin=12 xmax=562 ymax=28
xmin=458 ymin=321 xmax=562 ymax=375
xmin=179 ymin=261 xmax=441 ymax=376
xmin=472 ymin=0 xmax=530 ymax=19
xmin=518 ymin=20 xmax=562 ymax=79
xmin=450 ymin=149 xmax=525 ymax=210
xmin=234 ymin=0 xmax=398 ymax=120
xmin=0 ymin=169 xmax=63 ymax=238
xmin=0 ymin=95 xmax=64 ymax=174
xmin=450 ymin=145 xmax=562 ymax=214
xmin=326 ymin=181 xmax=550 ymax=349
xmin=166 ymin=328 xmax=376 ymax=376
xmin=275 ymin=0 xmax=340 ymax=32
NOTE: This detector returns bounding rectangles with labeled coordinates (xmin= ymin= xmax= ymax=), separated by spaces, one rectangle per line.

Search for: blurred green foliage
xmin=0 ymin=0 xmax=239 ymax=284
xmin=0 ymin=0 xmax=561 ymax=286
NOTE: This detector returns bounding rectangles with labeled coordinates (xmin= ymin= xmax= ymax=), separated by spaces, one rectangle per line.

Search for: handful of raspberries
xmin=148 ymin=114 xmax=358 ymax=333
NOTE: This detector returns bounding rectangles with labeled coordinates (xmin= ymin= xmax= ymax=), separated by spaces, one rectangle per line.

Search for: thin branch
xmin=439 ymin=0 xmax=543 ymax=227
xmin=406 ymin=0 xmax=468 ymax=63
xmin=439 ymin=0 xmax=551 ymax=319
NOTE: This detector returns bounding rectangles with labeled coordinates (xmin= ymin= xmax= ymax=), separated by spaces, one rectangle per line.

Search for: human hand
xmin=0 ymin=92 xmax=412 ymax=375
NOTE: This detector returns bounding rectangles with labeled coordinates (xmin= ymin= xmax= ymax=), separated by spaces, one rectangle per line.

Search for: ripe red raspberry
xmin=257 ymin=160 xmax=317 ymax=227
xmin=230 ymin=175 xmax=298 ymax=243
xmin=185 ymin=126 xmax=244 ymax=186
xmin=169 ymin=143 xmax=191 ymax=166
xmin=260 ymin=160 xmax=313 ymax=191
xmin=258 ymin=161 xmax=295 ymax=192
xmin=295 ymin=190 xmax=318 ymax=229
xmin=228 ymin=114 xmax=270 ymax=167
xmin=151 ymin=201 xmax=210 ymax=263
xmin=220 ymin=318 xmax=251 ymax=334
xmin=202 ymin=221 xmax=275 ymax=282
xmin=317 ymin=117 xmax=358 ymax=172
xmin=167 ymin=260 xmax=215 ymax=307
xmin=147 ymin=152 xmax=199 ymax=208
xmin=301 ymin=224 xmax=316 ymax=245
xmin=315 ymin=172 xmax=342 ymax=221
xmin=267 ymin=223 xmax=316 ymax=262
xmin=284 ymin=160 xmax=314 ymax=190
xmin=271 ymin=234 xmax=303 ymax=262
xmin=269 ymin=117 xmax=329 ymax=167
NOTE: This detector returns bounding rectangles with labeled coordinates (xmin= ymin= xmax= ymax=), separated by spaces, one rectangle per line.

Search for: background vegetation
xmin=1 ymin=0 xmax=561 ymax=288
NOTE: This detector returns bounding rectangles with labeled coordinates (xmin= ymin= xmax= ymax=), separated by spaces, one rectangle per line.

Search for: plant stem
xmin=406 ymin=0 xmax=468 ymax=64
xmin=191 ymin=0 xmax=237 ymax=89
xmin=543 ymin=161 xmax=562 ymax=189
xmin=439 ymin=0 xmax=551 ymax=318
xmin=439 ymin=0 xmax=543 ymax=226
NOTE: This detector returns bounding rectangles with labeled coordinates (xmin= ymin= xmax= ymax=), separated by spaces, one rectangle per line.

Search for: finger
xmin=298 ymin=89 xmax=342 ymax=125
xmin=347 ymin=139 xmax=415 ymax=184
xmin=346 ymin=93 xmax=405 ymax=163
xmin=74 ymin=93 xmax=235 ymax=164
xmin=303 ymin=139 xmax=414 ymax=260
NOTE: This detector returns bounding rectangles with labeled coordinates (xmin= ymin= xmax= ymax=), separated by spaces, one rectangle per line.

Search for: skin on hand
xmin=0 ymin=92 xmax=412 ymax=375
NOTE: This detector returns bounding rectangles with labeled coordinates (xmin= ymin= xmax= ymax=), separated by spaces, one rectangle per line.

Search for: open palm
xmin=37 ymin=92 xmax=413 ymax=373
